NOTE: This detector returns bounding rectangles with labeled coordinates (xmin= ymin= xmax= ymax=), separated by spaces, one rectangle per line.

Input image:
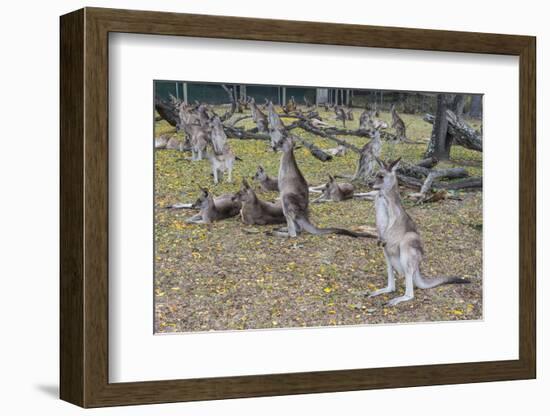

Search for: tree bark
xmin=423 ymin=111 xmax=482 ymax=152
xmin=154 ymin=97 xmax=179 ymax=127
xmin=425 ymin=94 xmax=452 ymax=160
xmin=469 ymin=95 xmax=482 ymax=118
xmin=452 ymin=94 xmax=465 ymax=120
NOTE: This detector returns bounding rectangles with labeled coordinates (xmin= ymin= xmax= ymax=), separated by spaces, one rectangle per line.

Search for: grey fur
xmin=233 ymin=179 xmax=286 ymax=225
xmin=273 ymin=135 xmax=374 ymax=238
xmin=369 ymin=158 xmax=470 ymax=306
xmin=253 ymin=165 xmax=279 ymax=192
xmin=312 ymin=175 xmax=354 ymax=203
xmin=185 ymin=189 xmax=241 ymax=224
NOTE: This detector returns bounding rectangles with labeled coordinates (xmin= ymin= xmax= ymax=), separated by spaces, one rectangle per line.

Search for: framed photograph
xmin=60 ymin=7 xmax=536 ymax=408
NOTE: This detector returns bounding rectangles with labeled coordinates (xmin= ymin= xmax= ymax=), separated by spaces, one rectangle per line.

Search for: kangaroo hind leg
xmin=386 ymin=247 xmax=419 ymax=306
xmin=368 ymin=249 xmax=396 ymax=297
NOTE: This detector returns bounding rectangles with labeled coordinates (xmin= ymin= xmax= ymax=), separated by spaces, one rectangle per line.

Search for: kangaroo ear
xmin=200 ymin=187 xmax=209 ymax=195
xmin=374 ymin=156 xmax=385 ymax=169
xmin=389 ymin=157 xmax=402 ymax=172
xmin=258 ymin=165 xmax=264 ymax=172
xmin=242 ymin=178 xmax=250 ymax=189
xmin=328 ymin=174 xmax=334 ymax=182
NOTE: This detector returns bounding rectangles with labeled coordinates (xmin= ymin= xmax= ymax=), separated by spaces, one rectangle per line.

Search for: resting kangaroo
xmin=253 ymin=165 xmax=279 ymax=192
xmin=233 ymin=179 xmax=286 ymax=225
xmin=313 ymin=175 xmax=354 ymax=203
xmin=273 ymin=135 xmax=375 ymax=238
xmin=185 ymin=188 xmax=241 ymax=224
xmin=368 ymin=158 xmax=470 ymax=306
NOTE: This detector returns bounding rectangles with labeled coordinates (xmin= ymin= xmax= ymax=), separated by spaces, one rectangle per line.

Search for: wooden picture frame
xmin=60 ymin=7 xmax=536 ymax=408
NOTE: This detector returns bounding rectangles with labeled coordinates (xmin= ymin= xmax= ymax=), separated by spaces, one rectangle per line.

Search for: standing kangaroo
xmin=249 ymin=97 xmax=269 ymax=133
xmin=186 ymin=124 xmax=208 ymax=160
xmin=185 ymin=188 xmax=241 ymax=224
xmin=390 ymin=104 xmax=407 ymax=141
xmin=253 ymin=165 xmax=280 ymax=192
xmin=273 ymin=135 xmax=375 ymax=238
xmin=313 ymin=175 xmax=355 ymax=203
xmin=354 ymin=129 xmax=382 ymax=181
xmin=208 ymin=117 xmax=235 ymax=183
xmin=233 ymin=179 xmax=286 ymax=225
xmin=368 ymin=158 xmax=470 ymax=305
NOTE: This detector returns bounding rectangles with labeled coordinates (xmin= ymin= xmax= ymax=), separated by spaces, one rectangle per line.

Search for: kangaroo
xmin=233 ymin=179 xmax=286 ymax=225
xmin=334 ymin=106 xmax=347 ymax=127
xmin=207 ymin=117 xmax=235 ymax=183
xmin=155 ymin=134 xmax=169 ymax=149
xmin=248 ymin=97 xmax=268 ymax=133
xmin=391 ymin=104 xmax=407 ymax=141
xmin=197 ymin=104 xmax=211 ymax=127
xmin=313 ymin=175 xmax=354 ymax=203
xmin=354 ymin=129 xmax=382 ymax=180
xmin=326 ymin=145 xmax=347 ymax=157
xmin=273 ymin=135 xmax=375 ymax=238
xmin=185 ymin=188 xmax=241 ymax=224
xmin=267 ymin=101 xmax=286 ymax=150
xmin=359 ymin=110 xmax=374 ymax=131
xmin=185 ymin=124 xmax=208 ymax=160
xmin=253 ymin=165 xmax=279 ymax=192
xmin=208 ymin=148 xmax=235 ymax=184
xmin=285 ymin=96 xmax=297 ymax=112
xmin=368 ymin=157 xmax=470 ymax=306
xmin=178 ymin=102 xmax=200 ymax=130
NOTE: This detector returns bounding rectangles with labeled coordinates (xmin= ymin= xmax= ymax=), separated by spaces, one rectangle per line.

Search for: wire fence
xmin=154 ymin=81 xmax=482 ymax=117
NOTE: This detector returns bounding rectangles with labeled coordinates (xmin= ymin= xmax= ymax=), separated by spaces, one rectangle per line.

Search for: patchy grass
xmin=154 ymin=107 xmax=482 ymax=333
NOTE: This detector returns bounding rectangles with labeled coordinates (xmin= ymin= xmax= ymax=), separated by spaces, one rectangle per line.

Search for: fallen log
xmin=154 ymin=97 xmax=179 ymax=127
xmin=299 ymin=121 xmax=361 ymax=153
xmin=416 ymin=157 xmax=438 ymax=169
xmin=397 ymin=174 xmax=482 ymax=191
xmin=223 ymin=126 xmax=331 ymax=161
xmin=323 ymin=126 xmax=400 ymax=141
xmin=398 ymin=163 xmax=468 ymax=181
xmin=289 ymin=134 xmax=332 ymax=162
xmin=424 ymin=110 xmax=482 ymax=152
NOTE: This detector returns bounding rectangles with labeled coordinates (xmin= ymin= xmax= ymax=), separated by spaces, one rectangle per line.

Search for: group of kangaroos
xmin=165 ymin=100 xmax=470 ymax=306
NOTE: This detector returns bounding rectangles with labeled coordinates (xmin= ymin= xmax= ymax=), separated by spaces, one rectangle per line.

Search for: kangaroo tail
xmin=414 ymin=272 xmax=471 ymax=289
xmin=296 ymin=218 xmax=377 ymax=239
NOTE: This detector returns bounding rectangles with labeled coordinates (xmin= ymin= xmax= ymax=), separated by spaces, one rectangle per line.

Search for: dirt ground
xmin=154 ymin=108 xmax=483 ymax=333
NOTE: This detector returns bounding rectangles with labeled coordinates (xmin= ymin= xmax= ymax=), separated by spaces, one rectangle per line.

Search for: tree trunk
xmin=469 ymin=95 xmax=482 ymax=118
xmin=452 ymin=94 xmax=465 ymax=120
xmin=425 ymin=94 xmax=452 ymax=160
xmin=154 ymin=97 xmax=179 ymax=127
xmin=423 ymin=111 xmax=482 ymax=152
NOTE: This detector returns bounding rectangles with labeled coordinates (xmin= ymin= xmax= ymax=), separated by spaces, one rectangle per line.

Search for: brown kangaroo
xmin=185 ymin=188 xmax=241 ymax=224
xmin=233 ymin=179 xmax=286 ymax=225
xmin=248 ymin=97 xmax=269 ymax=133
xmin=273 ymin=135 xmax=375 ymax=238
xmin=312 ymin=175 xmax=355 ymax=203
xmin=391 ymin=104 xmax=407 ymax=141
xmin=253 ymin=165 xmax=279 ymax=192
